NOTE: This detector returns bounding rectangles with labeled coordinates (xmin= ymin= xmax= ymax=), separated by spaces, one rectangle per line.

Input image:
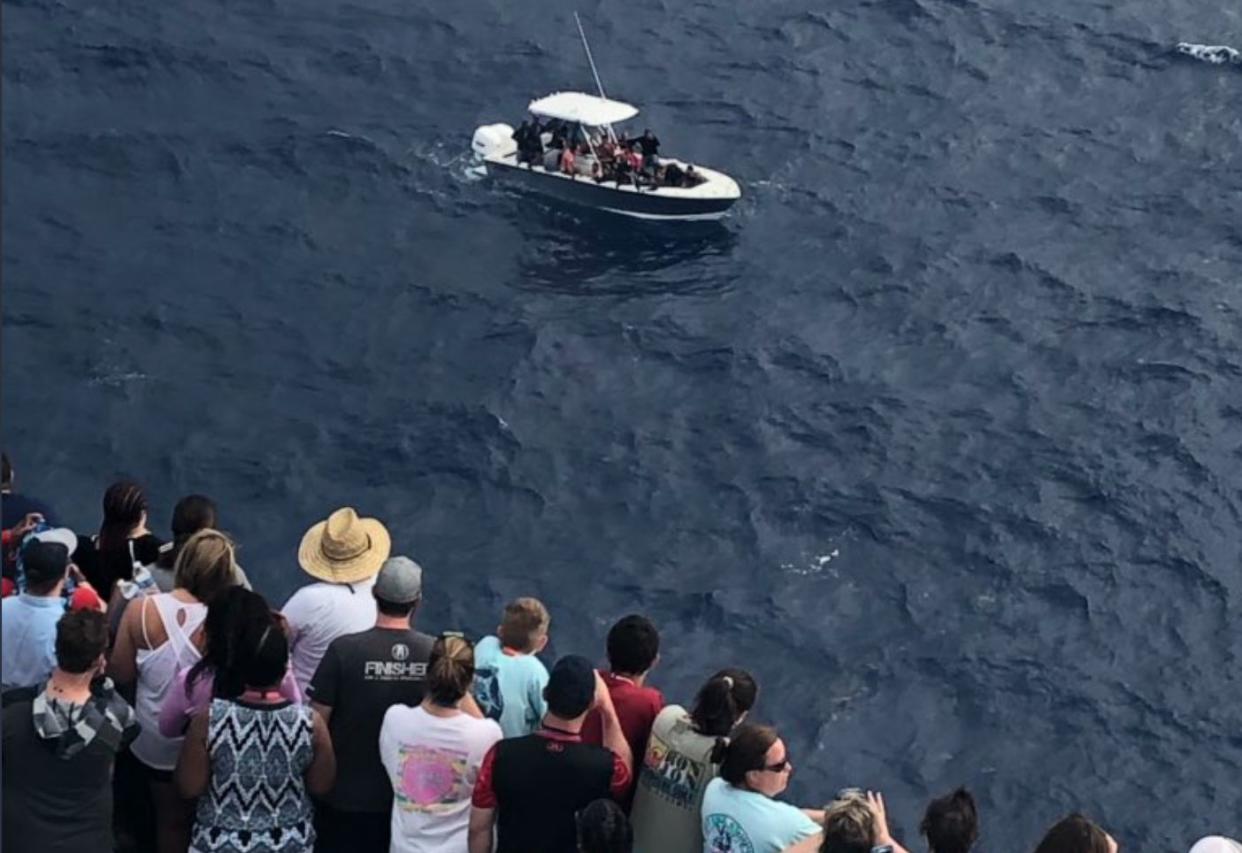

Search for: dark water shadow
xmin=506 ymin=193 xmax=741 ymax=296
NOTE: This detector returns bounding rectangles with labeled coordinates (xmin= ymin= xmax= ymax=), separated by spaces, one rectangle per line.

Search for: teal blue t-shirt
xmin=470 ymin=635 xmax=549 ymax=738
xmin=701 ymin=777 xmax=821 ymax=853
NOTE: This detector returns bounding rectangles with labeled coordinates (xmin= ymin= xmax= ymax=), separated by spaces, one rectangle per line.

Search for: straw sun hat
xmin=298 ymin=507 xmax=391 ymax=584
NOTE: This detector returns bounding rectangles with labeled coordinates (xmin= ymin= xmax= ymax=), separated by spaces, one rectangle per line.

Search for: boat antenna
xmin=574 ymin=11 xmax=608 ymax=101
xmin=574 ymin=12 xmax=617 ymax=143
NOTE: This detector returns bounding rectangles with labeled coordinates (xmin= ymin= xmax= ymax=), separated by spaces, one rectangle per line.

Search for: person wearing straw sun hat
xmin=282 ymin=507 xmax=391 ymax=694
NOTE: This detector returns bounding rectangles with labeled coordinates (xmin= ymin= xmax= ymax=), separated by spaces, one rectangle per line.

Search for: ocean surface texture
xmin=3 ymin=0 xmax=1240 ymax=847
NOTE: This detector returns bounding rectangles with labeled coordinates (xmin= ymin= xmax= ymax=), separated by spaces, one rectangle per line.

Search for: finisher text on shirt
xmin=365 ymin=661 xmax=428 ymax=680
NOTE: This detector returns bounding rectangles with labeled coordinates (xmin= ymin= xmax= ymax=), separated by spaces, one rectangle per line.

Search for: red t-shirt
xmin=580 ymin=671 xmax=663 ymax=802
xmin=471 ymin=726 xmax=630 ymax=808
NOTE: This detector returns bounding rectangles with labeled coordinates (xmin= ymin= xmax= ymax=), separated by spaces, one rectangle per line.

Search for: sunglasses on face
xmin=763 ymin=757 xmax=791 ymax=772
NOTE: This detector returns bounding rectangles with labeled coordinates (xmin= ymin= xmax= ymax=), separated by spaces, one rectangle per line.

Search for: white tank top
xmin=130 ymin=593 xmax=207 ymax=770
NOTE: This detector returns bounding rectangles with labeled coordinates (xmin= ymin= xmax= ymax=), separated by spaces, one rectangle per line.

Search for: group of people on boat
xmin=511 ymin=117 xmax=706 ymax=190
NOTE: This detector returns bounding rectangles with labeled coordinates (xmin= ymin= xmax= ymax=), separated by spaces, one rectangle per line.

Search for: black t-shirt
xmin=638 ymin=135 xmax=660 ymax=156
xmin=1 ymin=688 xmax=128 ymax=853
xmin=72 ymin=533 xmax=163 ymax=601
xmin=491 ymin=734 xmax=615 ymax=853
xmin=308 ymin=626 xmax=435 ymax=812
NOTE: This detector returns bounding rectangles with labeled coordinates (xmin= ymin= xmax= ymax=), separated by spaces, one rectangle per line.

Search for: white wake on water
xmin=1176 ymin=42 xmax=1241 ymax=66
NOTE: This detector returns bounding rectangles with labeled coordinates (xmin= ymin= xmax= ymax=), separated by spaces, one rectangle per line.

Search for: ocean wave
xmin=1175 ymin=42 xmax=1241 ymax=66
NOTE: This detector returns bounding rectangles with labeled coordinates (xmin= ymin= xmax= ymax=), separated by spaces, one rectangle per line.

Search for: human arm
xmin=593 ymin=672 xmax=633 ymax=795
xmin=306 ymin=642 xmax=339 ymax=724
xmin=310 ymin=701 xmax=333 ymax=727
xmin=174 ymin=710 xmax=211 ymax=799
xmin=107 ymin=593 xmax=143 ymax=685
xmin=802 ymin=809 xmax=826 ymax=822
xmin=528 ymin=663 xmax=549 ymax=723
xmin=306 ymin=708 xmax=336 ymax=798
xmin=68 ymin=565 xmax=106 ymax=612
xmin=5 ymin=513 xmax=42 ymax=543
xmin=868 ymin=791 xmax=911 ymax=853
xmin=468 ymin=807 xmax=496 ymax=853
xmin=468 ymin=743 xmax=500 ymax=853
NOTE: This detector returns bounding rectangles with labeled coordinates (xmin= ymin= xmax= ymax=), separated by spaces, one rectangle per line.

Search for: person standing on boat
xmin=638 ymin=129 xmax=660 ymax=172
xmin=512 ymin=121 xmax=533 ymax=165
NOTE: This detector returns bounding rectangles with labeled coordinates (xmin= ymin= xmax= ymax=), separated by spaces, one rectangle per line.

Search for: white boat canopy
xmin=527 ymin=91 xmax=638 ymax=126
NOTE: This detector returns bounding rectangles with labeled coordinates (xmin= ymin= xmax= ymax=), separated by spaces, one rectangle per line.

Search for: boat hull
xmin=484 ymin=156 xmax=739 ymax=221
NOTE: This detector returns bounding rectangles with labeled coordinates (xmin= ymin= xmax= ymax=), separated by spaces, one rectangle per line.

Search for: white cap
xmin=31 ymin=527 xmax=77 ymax=555
xmin=1189 ymin=838 xmax=1242 ymax=853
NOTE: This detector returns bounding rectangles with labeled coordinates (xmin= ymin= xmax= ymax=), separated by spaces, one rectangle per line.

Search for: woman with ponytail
xmin=629 ymin=668 xmax=758 ymax=853
xmin=379 ymin=634 xmax=503 ymax=853
xmin=700 ymin=723 xmax=824 ymax=853
xmin=157 ymin=587 xmax=301 ymax=738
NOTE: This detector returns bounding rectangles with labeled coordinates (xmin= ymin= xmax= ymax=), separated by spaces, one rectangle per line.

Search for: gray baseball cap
xmin=373 ymin=556 xmax=423 ymax=604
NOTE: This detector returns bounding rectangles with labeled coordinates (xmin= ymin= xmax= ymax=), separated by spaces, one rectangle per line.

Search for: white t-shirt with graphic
xmin=701 ymin=777 xmax=821 ymax=853
xmin=379 ymin=703 xmax=503 ymax=853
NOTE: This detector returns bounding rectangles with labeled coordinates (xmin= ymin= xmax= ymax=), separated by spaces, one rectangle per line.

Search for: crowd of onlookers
xmin=1 ymin=451 xmax=1238 ymax=853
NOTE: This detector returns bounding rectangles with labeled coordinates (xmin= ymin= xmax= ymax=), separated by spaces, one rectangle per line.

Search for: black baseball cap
xmin=545 ymin=654 xmax=596 ymax=719
xmin=23 ymin=541 xmax=70 ymax=589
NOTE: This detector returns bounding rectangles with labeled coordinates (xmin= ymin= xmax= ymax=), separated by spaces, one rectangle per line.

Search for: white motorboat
xmin=472 ymin=91 xmax=741 ymax=222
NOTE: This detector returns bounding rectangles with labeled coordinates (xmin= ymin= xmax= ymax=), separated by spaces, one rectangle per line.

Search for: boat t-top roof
xmin=528 ymin=91 xmax=638 ymax=126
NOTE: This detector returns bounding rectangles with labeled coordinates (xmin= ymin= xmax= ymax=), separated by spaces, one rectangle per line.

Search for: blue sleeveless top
xmin=192 ymin=698 xmax=315 ymax=852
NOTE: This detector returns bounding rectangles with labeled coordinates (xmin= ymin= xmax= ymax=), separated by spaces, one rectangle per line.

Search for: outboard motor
xmin=472 ymin=123 xmax=516 ymax=161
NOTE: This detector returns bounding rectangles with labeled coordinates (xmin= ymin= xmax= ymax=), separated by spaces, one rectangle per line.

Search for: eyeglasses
xmin=437 ymin=630 xmax=472 ymax=648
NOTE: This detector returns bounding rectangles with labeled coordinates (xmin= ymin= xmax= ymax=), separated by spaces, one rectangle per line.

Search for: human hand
xmin=867 ymin=791 xmax=893 ymax=845
xmin=12 ymin=513 xmax=43 ymax=538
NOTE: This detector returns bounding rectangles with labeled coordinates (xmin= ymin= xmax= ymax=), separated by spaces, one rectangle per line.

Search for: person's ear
xmin=535 ymin=634 xmax=549 ymax=654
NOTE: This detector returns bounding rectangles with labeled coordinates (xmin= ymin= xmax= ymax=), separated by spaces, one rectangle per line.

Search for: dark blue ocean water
xmin=4 ymin=0 xmax=1241 ymax=847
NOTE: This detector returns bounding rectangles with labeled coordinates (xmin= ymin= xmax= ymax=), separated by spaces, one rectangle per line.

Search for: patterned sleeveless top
xmin=192 ymin=699 xmax=316 ymax=853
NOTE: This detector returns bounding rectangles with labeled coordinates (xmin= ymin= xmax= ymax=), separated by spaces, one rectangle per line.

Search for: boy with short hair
xmin=472 ymin=597 xmax=551 ymax=737
xmin=580 ymin=614 xmax=664 ymax=805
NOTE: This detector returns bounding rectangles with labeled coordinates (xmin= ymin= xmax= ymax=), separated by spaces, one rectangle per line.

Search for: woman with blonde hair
xmin=110 ymin=529 xmax=242 ymax=853
xmin=379 ymin=634 xmax=502 ymax=853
